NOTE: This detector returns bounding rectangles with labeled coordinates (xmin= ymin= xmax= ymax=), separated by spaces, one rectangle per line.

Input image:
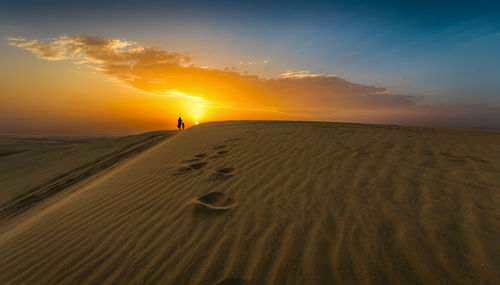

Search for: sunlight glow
xmin=195 ymin=121 xmax=199 ymax=125
xmin=151 ymin=90 xmax=209 ymax=121
xmin=184 ymin=101 xmax=208 ymax=121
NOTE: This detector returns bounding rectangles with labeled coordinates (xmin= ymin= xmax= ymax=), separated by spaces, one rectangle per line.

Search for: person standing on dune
xmin=177 ymin=117 xmax=183 ymax=130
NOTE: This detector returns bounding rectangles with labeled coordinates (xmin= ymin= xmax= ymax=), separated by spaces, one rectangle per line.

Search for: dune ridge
xmin=0 ymin=121 xmax=499 ymax=284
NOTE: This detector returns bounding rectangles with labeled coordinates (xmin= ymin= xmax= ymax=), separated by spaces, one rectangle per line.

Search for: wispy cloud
xmin=280 ymin=69 xmax=336 ymax=79
xmin=239 ymin=60 xmax=269 ymax=65
xmin=8 ymin=36 xmax=189 ymax=65
xmin=8 ymin=35 xmax=500 ymax=129
xmin=8 ymin=37 xmax=67 ymax=60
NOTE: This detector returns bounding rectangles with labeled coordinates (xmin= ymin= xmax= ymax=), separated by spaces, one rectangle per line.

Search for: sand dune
xmin=0 ymin=131 xmax=175 ymax=222
xmin=0 ymin=121 xmax=499 ymax=284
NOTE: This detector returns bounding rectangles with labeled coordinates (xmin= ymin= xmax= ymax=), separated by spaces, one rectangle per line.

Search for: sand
xmin=0 ymin=121 xmax=499 ymax=284
xmin=0 ymin=131 xmax=174 ymax=222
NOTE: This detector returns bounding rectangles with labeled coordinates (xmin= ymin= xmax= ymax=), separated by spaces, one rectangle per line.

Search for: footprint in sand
xmin=209 ymin=167 xmax=235 ymax=180
xmin=174 ymin=166 xmax=192 ymax=175
xmin=193 ymin=192 xmax=236 ymax=211
xmin=189 ymin=162 xmax=207 ymax=169
xmin=211 ymin=144 xmax=227 ymax=150
xmin=217 ymin=168 xmax=234 ymax=174
xmin=224 ymin=137 xmax=242 ymax=143
xmin=182 ymin=153 xmax=208 ymax=163
xmin=174 ymin=153 xmax=207 ymax=175
xmin=182 ymin=158 xmax=202 ymax=163
xmin=209 ymin=150 xmax=229 ymax=159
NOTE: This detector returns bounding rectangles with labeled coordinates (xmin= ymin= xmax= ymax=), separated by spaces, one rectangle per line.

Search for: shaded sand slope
xmin=0 ymin=121 xmax=499 ymax=284
xmin=0 ymin=131 xmax=175 ymax=221
xmin=0 ymin=135 xmax=111 ymax=204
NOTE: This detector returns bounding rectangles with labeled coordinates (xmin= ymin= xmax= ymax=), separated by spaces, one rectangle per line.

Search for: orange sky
xmin=1 ymin=36 xmax=499 ymax=134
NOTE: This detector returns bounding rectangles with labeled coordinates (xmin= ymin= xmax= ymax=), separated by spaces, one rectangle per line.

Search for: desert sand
xmin=0 ymin=121 xmax=499 ymax=284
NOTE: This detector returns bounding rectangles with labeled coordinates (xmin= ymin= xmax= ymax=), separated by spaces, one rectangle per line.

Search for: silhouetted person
xmin=182 ymin=122 xmax=185 ymax=130
xmin=177 ymin=117 xmax=183 ymax=130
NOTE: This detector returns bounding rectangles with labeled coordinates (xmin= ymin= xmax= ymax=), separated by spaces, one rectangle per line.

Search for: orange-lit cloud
xmin=9 ymin=36 xmax=189 ymax=65
xmin=8 ymin=36 xmax=500 ymax=130
xmin=7 ymin=37 xmax=67 ymax=60
xmin=7 ymin=36 xmax=403 ymax=114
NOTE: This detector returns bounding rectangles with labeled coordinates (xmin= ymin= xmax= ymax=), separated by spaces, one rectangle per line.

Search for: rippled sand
xmin=1 ymin=121 xmax=499 ymax=284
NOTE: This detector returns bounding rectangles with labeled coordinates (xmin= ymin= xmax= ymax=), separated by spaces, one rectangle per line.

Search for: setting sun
xmin=195 ymin=121 xmax=199 ymax=125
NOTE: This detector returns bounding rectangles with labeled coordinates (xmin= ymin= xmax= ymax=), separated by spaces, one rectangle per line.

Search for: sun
xmin=179 ymin=95 xmax=208 ymax=124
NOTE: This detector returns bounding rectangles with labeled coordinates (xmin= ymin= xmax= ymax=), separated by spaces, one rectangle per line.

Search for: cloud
xmin=239 ymin=60 xmax=269 ymax=65
xmin=280 ymin=70 xmax=338 ymax=79
xmin=8 ymin=37 xmax=67 ymax=60
xmin=281 ymin=70 xmax=327 ymax=79
xmin=9 ymin=36 xmax=189 ymax=65
xmin=8 ymin=35 xmax=500 ymax=129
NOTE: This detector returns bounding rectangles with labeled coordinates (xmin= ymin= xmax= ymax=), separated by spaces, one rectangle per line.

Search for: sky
xmin=1 ymin=0 xmax=499 ymax=134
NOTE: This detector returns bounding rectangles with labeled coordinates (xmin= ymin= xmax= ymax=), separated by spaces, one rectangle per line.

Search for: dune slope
xmin=0 ymin=121 xmax=499 ymax=284
xmin=0 ymin=131 xmax=175 ymax=222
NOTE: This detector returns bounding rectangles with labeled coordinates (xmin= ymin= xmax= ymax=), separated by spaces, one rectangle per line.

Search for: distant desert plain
xmin=0 ymin=121 xmax=499 ymax=284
